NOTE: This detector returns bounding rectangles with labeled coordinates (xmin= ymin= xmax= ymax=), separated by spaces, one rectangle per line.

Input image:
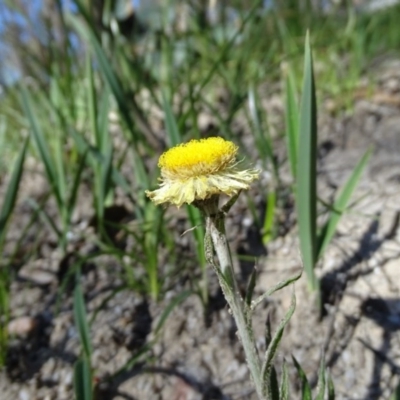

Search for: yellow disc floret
xmin=146 ymin=137 xmax=259 ymax=207
xmin=159 ymin=137 xmax=238 ymax=180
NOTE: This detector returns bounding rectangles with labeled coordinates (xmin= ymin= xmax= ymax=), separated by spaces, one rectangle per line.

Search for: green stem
xmin=202 ymin=198 xmax=264 ymax=399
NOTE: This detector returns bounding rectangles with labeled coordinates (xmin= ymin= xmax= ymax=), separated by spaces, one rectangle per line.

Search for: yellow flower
xmin=145 ymin=137 xmax=259 ymax=207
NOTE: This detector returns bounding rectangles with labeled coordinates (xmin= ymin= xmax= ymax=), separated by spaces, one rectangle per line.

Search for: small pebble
xmin=8 ymin=316 xmax=37 ymax=336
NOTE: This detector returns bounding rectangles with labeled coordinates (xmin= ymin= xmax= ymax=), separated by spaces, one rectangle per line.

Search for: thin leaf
xmin=67 ymin=151 xmax=88 ymax=217
xmin=284 ymin=66 xmax=299 ymax=180
xmin=280 ymin=360 xmax=290 ymax=400
xmin=262 ymin=291 xmax=296 ymax=397
xmin=154 ymin=290 xmax=192 ymax=336
xmin=0 ymin=269 xmax=10 ymax=366
xmin=73 ymin=277 xmax=93 ymax=358
xmin=186 ymin=205 xmax=207 ymax=304
xmin=245 ymin=267 xmax=257 ymax=307
xmin=251 ymin=269 xmax=302 ymax=311
xmin=297 ymin=32 xmax=318 ymax=291
xmin=292 ymin=356 xmax=312 ymax=400
xmin=49 ymin=80 xmax=68 ymax=219
xmin=391 ymin=382 xmax=400 ymax=400
xmin=67 ymin=127 xmax=132 ymax=196
xmin=99 ymin=144 xmax=114 ymax=218
xmin=315 ymin=357 xmax=326 ymax=400
xmin=262 ymin=190 xmax=276 ymax=245
xmin=162 ymin=90 xmax=181 ymax=147
xmin=86 ymin=54 xmax=100 ymax=149
xmin=20 ymin=87 xmax=62 ymax=208
xmin=73 ymin=356 xmax=92 ymax=400
xmin=26 ymin=198 xmax=62 ymax=240
xmin=67 ymin=13 xmax=159 ymax=151
xmin=97 ymin=87 xmax=111 ymax=154
xmin=269 ymin=366 xmax=280 ymax=400
xmin=317 ymin=146 xmax=372 ymax=259
xmin=327 ymin=371 xmax=335 ymax=400
xmin=0 ymin=137 xmax=28 ymax=241
xmin=112 ymin=342 xmax=152 ymax=381
xmin=248 ymin=85 xmax=274 ymax=169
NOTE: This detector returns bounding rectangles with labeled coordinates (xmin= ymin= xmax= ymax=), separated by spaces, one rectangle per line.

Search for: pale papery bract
xmin=145 ymin=137 xmax=259 ymax=207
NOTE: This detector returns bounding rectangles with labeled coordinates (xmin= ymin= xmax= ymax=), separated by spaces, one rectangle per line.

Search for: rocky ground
xmin=1 ymin=58 xmax=400 ymax=400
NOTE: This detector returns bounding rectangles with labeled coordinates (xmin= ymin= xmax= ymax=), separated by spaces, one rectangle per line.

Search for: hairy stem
xmin=202 ymin=198 xmax=264 ymax=399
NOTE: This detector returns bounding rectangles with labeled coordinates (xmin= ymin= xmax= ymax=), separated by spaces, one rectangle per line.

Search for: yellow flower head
xmin=145 ymin=137 xmax=259 ymax=207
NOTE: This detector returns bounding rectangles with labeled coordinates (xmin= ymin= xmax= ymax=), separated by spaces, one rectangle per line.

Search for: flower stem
xmin=203 ymin=201 xmax=265 ymax=399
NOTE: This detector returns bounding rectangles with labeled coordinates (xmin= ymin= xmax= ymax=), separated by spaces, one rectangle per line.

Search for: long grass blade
xmin=284 ymin=67 xmax=299 ymax=180
xmin=297 ymin=32 xmax=318 ymax=291
xmin=292 ymin=356 xmax=312 ymax=400
xmin=20 ymin=87 xmax=62 ymax=208
xmin=315 ymin=357 xmax=327 ymax=400
xmin=251 ymin=269 xmax=302 ymax=311
xmin=327 ymin=373 xmax=336 ymax=400
xmin=154 ymin=290 xmax=192 ymax=336
xmin=73 ymin=276 xmax=93 ymax=359
xmin=390 ymin=381 xmax=400 ymax=400
xmin=248 ymin=85 xmax=274 ymax=169
xmin=0 ymin=137 xmax=28 ymax=242
xmin=67 ymin=13 xmax=159 ymax=151
xmin=162 ymin=90 xmax=181 ymax=147
xmin=262 ymin=190 xmax=276 ymax=245
xmin=317 ymin=147 xmax=372 ymax=259
xmin=262 ymin=291 xmax=296 ymax=397
xmin=245 ymin=267 xmax=257 ymax=307
xmin=280 ymin=360 xmax=290 ymax=400
xmin=0 ymin=269 xmax=10 ymax=366
xmin=186 ymin=205 xmax=207 ymax=303
xmin=67 ymin=127 xmax=132 ymax=196
xmin=73 ymin=357 xmax=92 ymax=400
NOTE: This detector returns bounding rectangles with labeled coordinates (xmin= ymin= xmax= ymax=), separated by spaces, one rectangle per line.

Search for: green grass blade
xmin=262 ymin=190 xmax=276 ymax=245
xmin=262 ymin=291 xmax=296 ymax=397
xmin=297 ymin=32 xmax=318 ymax=291
xmin=67 ymin=14 xmax=159 ymax=151
xmin=245 ymin=267 xmax=257 ymax=307
xmin=180 ymin=1 xmax=262 ymax=127
xmin=99 ymin=145 xmax=114 ymax=218
xmin=68 ymin=151 xmax=88 ymax=216
xmin=26 ymin=198 xmax=62 ymax=239
xmin=315 ymin=357 xmax=327 ymax=400
xmin=284 ymin=67 xmax=299 ymax=180
xmin=73 ymin=357 xmax=92 ymax=400
xmin=20 ymin=87 xmax=62 ymax=209
xmin=97 ymin=87 xmax=111 ymax=154
xmin=67 ymin=127 xmax=132 ymax=196
xmin=251 ymin=270 xmax=302 ymax=311
xmin=49 ymin=80 xmax=68 ymax=220
xmin=186 ymin=205 xmax=207 ymax=303
xmin=269 ymin=366 xmax=280 ymax=400
xmin=154 ymin=290 xmax=192 ymax=337
xmin=162 ymin=90 xmax=181 ymax=147
xmin=280 ymin=360 xmax=290 ymax=400
xmin=390 ymin=381 xmax=400 ymax=400
xmin=327 ymin=373 xmax=335 ymax=400
xmin=0 ymin=269 xmax=10 ymax=366
xmin=86 ymin=54 xmax=100 ymax=149
xmin=0 ymin=137 xmax=28 ymax=242
xmin=68 ymin=15 xmax=131 ymax=131
xmin=317 ymin=147 xmax=372 ymax=259
xmin=248 ymin=85 xmax=273 ymax=169
xmin=73 ymin=276 xmax=93 ymax=359
xmin=292 ymin=356 xmax=312 ymax=400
